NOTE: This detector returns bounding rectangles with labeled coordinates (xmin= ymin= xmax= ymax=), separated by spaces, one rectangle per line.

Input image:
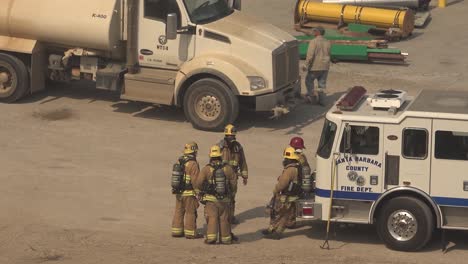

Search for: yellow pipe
xmin=438 ymin=0 xmax=447 ymax=7
xmin=297 ymin=1 xmax=414 ymax=36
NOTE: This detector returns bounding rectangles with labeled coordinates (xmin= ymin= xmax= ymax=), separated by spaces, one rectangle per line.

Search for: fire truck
xmin=297 ymin=87 xmax=468 ymax=251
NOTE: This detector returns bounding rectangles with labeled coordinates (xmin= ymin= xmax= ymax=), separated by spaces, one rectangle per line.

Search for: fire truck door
xmin=336 ymin=123 xmax=384 ymax=198
xmin=384 ymin=119 xmax=431 ymax=193
xmin=431 ymin=119 xmax=468 ymax=210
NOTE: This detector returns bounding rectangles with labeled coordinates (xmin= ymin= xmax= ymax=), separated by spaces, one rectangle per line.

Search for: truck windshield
xmin=183 ymin=0 xmax=233 ymax=24
xmin=317 ymin=119 xmax=337 ymax=159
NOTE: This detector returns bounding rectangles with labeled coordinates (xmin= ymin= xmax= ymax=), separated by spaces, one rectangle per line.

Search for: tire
xmin=183 ymin=78 xmax=239 ymax=131
xmin=376 ymin=196 xmax=434 ymax=252
xmin=0 ymin=53 xmax=29 ymax=103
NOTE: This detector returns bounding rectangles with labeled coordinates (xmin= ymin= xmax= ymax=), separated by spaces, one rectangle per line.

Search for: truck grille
xmin=273 ymin=41 xmax=299 ymax=89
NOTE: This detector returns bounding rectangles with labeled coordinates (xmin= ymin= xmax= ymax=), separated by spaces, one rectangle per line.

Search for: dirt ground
xmin=1 ymin=1 xmax=468 ymax=263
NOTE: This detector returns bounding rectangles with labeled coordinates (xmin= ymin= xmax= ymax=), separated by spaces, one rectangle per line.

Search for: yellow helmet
xmin=184 ymin=142 xmax=198 ymax=155
xmin=224 ymin=124 xmax=237 ymax=136
xmin=209 ymin=145 xmax=223 ymax=158
xmin=283 ymin=146 xmax=300 ymax=160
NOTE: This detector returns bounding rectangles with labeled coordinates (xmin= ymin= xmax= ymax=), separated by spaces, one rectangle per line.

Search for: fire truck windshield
xmin=317 ymin=119 xmax=337 ymax=159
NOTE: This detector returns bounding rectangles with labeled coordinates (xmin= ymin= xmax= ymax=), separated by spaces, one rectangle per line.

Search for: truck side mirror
xmin=344 ymin=124 xmax=352 ymax=153
xmin=166 ymin=13 xmax=178 ymax=40
xmin=229 ymin=0 xmax=242 ymax=11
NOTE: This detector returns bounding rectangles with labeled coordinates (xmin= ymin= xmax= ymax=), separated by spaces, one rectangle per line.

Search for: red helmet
xmin=290 ymin=137 xmax=306 ymax=149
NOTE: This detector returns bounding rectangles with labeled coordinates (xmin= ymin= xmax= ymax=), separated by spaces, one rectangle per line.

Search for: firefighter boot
xmin=186 ymin=233 xmax=204 ymax=239
xmin=204 ymin=239 xmax=217 ymax=245
xmin=172 ymin=232 xmax=184 ymax=238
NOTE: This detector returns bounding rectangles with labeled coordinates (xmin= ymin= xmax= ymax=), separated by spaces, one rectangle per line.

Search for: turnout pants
xmin=286 ymin=202 xmax=297 ymax=228
xmin=268 ymin=199 xmax=296 ymax=234
xmin=230 ymin=192 xmax=236 ymax=221
xmin=204 ymin=201 xmax=232 ymax=244
xmin=171 ymin=195 xmax=199 ymax=237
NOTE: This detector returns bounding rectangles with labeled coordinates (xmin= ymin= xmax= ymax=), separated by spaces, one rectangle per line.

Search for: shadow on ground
xmin=235 ymin=206 xmax=267 ymax=224
xmin=235 ymin=220 xmax=468 ymax=252
xmin=18 ymin=82 xmax=345 ymax=134
xmin=22 ymin=81 xmax=121 ymax=105
xmin=447 ymin=0 xmax=464 ymax=7
xmin=237 ymin=91 xmax=346 ymax=135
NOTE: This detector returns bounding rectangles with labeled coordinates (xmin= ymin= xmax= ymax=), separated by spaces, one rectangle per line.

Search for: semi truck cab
xmin=0 ymin=0 xmax=300 ymax=131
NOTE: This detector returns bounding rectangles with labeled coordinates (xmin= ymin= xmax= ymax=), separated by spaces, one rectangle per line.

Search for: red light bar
xmin=302 ymin=207 xmax=313 ymax=216
xmin=336 ymin=86 xmax=367 ymax=111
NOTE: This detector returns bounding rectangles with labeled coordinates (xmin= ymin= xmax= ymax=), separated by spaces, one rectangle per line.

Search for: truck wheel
xmin=377 ymin=196 xmax=434 ymax=251
xmin=0 ymin=53 xmax=29 ymax=103
xmin=183 ymin=78 xmax=239 ymax=131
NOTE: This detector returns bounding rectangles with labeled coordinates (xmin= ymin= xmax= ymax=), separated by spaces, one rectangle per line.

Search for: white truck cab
xmin=298 ymin=87 xmax=468 ymax=251
xmin=0 ymin=0 xmax=300 ymax=130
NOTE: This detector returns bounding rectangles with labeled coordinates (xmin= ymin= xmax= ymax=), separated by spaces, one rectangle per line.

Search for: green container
xmin=297 ymin=30 xmax=402 ymax=61
xmin=347 ymin=23 xmax=376 ymax=33
xmin=331 ymin=45 xmax=368 ymax=61
xmin=367 ymin=48 xmax=402 ymax=54
xmin=298 ymin=42 xmax=309 ymax=59
xmin=296 ymin=30 xmax=373 ymax=41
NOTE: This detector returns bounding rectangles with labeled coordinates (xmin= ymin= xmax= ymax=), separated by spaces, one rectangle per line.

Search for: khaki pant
xmin=204 ymin=201 xmax=232 ymax=243
xmin=172 ymin=195 xmax=199 ymax=237
xmin=268 ymin=200 xmax=295 ymax=234
xmin=230 ymin=192 xmax=236 ymax=221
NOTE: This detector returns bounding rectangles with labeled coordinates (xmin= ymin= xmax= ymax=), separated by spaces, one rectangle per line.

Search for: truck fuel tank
xmin=0 ymin=0 xmax=123 ymax=51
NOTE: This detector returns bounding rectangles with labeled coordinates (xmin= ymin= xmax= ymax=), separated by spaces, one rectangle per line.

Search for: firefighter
xmin=219 ymin=124 xmax=248 ymax=224
xmin=262 ymin=147 xmax=302 ymax=240
xmin=286 ymin=137 xmax=309 ymax=229
xmin=195 ymin=145 xmax=238 ymax=245
xmin=171 ymin=142 xmax=202 ymax=239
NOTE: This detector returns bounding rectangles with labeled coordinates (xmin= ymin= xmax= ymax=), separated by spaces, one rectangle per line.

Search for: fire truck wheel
xmin=377 ymin=196 xmax=434 ymax=251
xmin=184 ymin=78 xmax=239 ymax=131
xmin=0 ymin=53 xmax=29 ymax=103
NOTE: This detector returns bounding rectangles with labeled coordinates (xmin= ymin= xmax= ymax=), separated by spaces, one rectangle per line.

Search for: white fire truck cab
xmin=298 ymin=87 xmax=468 ymax=251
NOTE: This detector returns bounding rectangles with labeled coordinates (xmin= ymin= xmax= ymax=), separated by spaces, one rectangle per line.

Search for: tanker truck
xmin=0 ymin=0 xmax=300 ymax=131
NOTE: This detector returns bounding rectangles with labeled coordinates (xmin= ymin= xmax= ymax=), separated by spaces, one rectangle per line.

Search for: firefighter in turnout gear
xmin=220 ymin=124 xmax=248 ymax=224
xmin=286 ymin=137 xmax=310 ymax=229
xmin=171 ymin=142 xmax=202 ymax=239
xmin=195 ymin=145 xmax=238 ymax=245
xmin=262 ymin=147 xmax=302 ymax=240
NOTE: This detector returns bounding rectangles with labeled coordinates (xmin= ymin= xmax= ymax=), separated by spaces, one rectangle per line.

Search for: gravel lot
xmin=1 ymin=1 xmax=467 ymax=263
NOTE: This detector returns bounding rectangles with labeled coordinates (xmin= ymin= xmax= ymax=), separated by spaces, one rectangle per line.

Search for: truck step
xmin=125 ymin=67 xmax=177 ymax=85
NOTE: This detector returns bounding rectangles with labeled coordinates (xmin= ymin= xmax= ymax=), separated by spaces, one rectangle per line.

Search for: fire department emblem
xmin=347 ymin=171 xmax=358 ymax=182
xmin=356 ymin=176 xmax=366 ymax=186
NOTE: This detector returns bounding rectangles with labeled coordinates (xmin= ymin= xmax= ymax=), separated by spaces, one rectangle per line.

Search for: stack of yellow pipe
xmin=297 ymin=1 xmax=415 ymax=36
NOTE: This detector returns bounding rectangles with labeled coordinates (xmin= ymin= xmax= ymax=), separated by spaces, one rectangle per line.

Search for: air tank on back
xmin=0 ymin=0 xmax=123 ymax=51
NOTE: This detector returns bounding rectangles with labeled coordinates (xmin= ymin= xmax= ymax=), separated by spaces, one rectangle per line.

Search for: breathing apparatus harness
xmin=202 ymin=161 xmax=229 ymax=200
xmin=171 ymin=155 xmax=196 ymax=194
